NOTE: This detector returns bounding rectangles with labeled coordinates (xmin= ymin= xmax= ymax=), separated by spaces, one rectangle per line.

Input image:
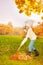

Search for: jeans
xmin=28 ymin=40 xmax=36 ymax=52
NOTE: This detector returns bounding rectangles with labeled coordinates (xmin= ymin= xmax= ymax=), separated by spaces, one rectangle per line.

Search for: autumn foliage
xmin=0 ymin=24 xmax=14 ymax=35
xmin=10 ymin=52 xmax=32 ymax=61
xmin=33 ymin=22 xmax=43 ymax=36
xmin=14 ymin=0 xmax=43 ymax=16
xmin=0 ymin=22 xmax=43 ymax=37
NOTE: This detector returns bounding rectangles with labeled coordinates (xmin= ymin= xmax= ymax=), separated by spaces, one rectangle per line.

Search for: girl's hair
xmin=25 ymin=19 xmax=34 ymax=27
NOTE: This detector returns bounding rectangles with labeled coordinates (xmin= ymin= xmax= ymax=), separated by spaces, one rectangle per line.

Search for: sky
xmin=0 ymin=0 xmax=43 ymax=27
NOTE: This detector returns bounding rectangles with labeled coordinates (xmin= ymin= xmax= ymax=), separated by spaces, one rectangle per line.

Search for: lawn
xmin=0 ymin=35 xmax=43 ymax=65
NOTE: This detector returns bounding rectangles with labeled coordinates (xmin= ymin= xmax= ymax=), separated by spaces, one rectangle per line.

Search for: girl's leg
xmin=27 ymin=40 xmax=35 ymax=55
xmin=28 ymin=40 xmax=36 ymax=52
xmin=27 ymin=40 xmax=39 ymax=56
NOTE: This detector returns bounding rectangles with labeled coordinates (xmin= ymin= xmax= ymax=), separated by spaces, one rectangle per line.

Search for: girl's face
xmin=24 ymin=26 xmax=29 ymax=31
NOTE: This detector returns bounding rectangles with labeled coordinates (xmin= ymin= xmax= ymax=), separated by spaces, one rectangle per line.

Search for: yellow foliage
xmin=14 ymin=0 xmax=43 ymax=16
xmin=33 ymin=22 xmax=43 ymax=36
xmin=41 ymin=16 xmax=43 ymax=20
xmin=0 ymin=24 xmax=14 ymax=35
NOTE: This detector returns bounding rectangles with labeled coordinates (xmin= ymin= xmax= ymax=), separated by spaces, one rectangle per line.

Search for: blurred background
xmin=0 ymin=0 xmax=43 ymax=36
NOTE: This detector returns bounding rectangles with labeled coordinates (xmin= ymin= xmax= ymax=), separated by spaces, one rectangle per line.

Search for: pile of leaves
xmin=10 ymin=52 xmax=32 ymax=61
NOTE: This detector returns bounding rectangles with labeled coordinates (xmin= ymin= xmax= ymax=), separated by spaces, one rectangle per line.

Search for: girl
xmin=18 ymin=20 xmax=39 ymax=56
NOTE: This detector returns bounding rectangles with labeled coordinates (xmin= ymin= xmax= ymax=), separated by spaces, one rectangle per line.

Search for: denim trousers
xmin=28 ymin=40 xmax=36 ymax=52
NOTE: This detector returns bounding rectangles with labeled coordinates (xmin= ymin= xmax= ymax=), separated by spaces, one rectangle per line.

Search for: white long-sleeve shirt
xmin=25 ymin=27 xmax=37 ymax=40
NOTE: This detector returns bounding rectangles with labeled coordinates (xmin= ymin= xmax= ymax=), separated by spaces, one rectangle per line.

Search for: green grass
xmin=0 ymin=35 xmax=43 ymax=65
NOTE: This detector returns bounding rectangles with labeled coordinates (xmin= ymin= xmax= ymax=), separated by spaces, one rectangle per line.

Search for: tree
xmin=33 ymin=22 xmax=43 ymax=36
xmin=0 ymin=24 xmax=14 ymax=35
